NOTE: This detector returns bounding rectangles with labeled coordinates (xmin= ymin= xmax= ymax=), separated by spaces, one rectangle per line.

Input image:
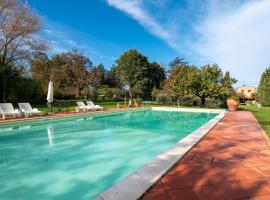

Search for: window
xmin=248 ymin=90 xmax=251 ymax=93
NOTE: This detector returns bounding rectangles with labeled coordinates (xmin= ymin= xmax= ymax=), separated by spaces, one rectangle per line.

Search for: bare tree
xmin=0 ymin=0 xmax=46 ymax=66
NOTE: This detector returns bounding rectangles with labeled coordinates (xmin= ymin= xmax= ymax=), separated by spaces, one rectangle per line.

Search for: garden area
xmin=1 ymin=0 xmax=270 ymax=126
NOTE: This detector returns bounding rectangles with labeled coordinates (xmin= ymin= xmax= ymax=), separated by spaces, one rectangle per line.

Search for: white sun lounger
xmin=18 ymin=103 xmax=42 ymax=117
xmin=0 ymin=103 xmax=21 ymax=119
xmin=76 ymin=101 xmax=96 ymax=112
xmin=86 ymin=101 xmax=103 ymax=110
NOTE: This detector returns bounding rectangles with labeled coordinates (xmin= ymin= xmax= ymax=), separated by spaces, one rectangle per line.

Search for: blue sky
xmin=27 ymin=0 xmax=270 ymax=87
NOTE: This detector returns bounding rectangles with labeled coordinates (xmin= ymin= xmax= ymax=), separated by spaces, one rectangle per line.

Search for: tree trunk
xmin=75 ymin=87 xmax=79 ymax=98
xmin=200 ymin=96 xmax=205 ymax=107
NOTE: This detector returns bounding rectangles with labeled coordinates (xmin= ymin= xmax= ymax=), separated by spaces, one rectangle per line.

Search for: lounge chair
xmin=86 ymin=101 xmax=103 ymax=110
xmin=18 ymin=103 xmax=42 ymax=117
xmin=0 ymin=103 xmax=21 ymax=119
xmin=76 ymin=101 xmax=96 ymax=112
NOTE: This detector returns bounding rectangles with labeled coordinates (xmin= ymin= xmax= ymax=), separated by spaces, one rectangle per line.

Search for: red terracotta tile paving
xmin=141 ymin=111 xmax=270 ymax=200
xmin=161 ymin=175 xmax=188 ymax=190
xmin=142 ymin=191 xmax=170 ymax=200
xmin=192 ymin=185 xmax=226 ymax=200
xmin=148 ymin=181 xmax=164 ymax=192
xmin=183 ymin=172 xmax=225 ymax=187
xmin=255 ymin=166 xmax=270 ymax=176
xmin=243 ymin=194 xmax=270 ymax=200
xmin=212 ymin=181 xmax=254 ymax=199
xmin=167 ymin=188 xmax=198 ymax=200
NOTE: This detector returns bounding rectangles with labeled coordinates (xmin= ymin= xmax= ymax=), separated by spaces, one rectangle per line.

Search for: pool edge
xmin=95 ymin=108 xmax=228 ymax=200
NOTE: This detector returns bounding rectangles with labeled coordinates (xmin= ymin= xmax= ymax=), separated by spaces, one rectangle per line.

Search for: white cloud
xmin=42 ymin=28 xmax=77 ymax=52
xmin=43 ymin=27 xmax=99 ymax=56
xmin=195 ymin=0 xmax=270 ymax=86
xmin=107 ymin=0 xmax=270 ymax=86
xmin=40 ymin=20 xmax=118 ymax=66
xmin=106 ymin=0 xmax=180 ymax=51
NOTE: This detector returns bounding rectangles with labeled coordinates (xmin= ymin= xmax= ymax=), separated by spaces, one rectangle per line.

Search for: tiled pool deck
xmin=142 ymin=111 xmax=270 ymax=200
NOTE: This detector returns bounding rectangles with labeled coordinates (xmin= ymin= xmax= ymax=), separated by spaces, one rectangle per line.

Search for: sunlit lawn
xmin=239 ymin=104 xmax=270 ymax=137
xmin=32 ymin=100 xmax=208 ymax=114
xmin=32 ymin=101 xmax=126 ymax=113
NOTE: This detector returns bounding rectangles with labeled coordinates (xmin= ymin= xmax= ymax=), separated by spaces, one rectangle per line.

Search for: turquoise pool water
xmin=0 ymin=110 xmax=216 ymax=200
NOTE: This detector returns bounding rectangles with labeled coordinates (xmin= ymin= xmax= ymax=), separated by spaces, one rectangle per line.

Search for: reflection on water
xmin=0 ymin=127 xmax=13 ymax=132
xmin=47 ymin=126 xmax=54 ymax=146
xmin=19 ymin=125 xmax=31 ymax=130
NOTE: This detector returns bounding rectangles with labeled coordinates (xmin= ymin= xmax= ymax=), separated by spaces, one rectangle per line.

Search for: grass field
xmin=32 ymin=101 xmax=127 ymax=113
xmin=32 ymin=101 xmax=177 ymax=113
xmin=240 ymin=104 xmax=270 ymax=137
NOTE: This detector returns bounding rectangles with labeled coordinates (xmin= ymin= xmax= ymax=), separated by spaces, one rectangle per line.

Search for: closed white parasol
xmin=47 ymin=81 xmax=54 ymax=103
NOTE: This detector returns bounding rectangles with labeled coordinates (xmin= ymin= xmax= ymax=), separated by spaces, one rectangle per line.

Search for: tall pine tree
xmin=258 ymin=67 xmax=270 ymax=106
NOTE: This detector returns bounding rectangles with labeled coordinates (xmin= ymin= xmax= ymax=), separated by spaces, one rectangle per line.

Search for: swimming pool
xmin=0 ymin=109 xmax=217 ymax=200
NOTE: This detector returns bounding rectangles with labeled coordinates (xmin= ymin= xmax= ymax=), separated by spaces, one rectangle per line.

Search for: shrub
xmin=177 ymin=95 xmax=200 ymax=106
xmin=135 ymin=98 xmax=142 ymax=103
xmin=227 ymin=95 xmax=240 ymax=103
xmin=193 ymin=96 xmax=201 ymax=106
xmin=4 ymin=78 xmax=44 ymax=104
xmin=178 ymin=95 xmax=193 ymax=106
xmin=155 ymin=94 xmax=172 ymax=104
xmin=205 ymin=98 xmax=222 ymax=108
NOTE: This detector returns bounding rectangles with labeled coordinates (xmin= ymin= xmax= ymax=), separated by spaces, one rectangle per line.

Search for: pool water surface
xmin=0 ymin=110 xmax=217 ymax=199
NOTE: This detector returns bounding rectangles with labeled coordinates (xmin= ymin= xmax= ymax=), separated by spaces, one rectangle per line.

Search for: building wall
xmin=236 ymin=86 xmax=256 ymax=99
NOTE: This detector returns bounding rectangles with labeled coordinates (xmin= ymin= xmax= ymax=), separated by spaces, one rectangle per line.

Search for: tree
xmin=63 ymin=50 xmax=92 ymax=97
xmin=195 ymin=64 xmax=224 ymax=106
xmin=105 ymin=65 xmax=122 ymax=88
xmin=169 ymin=57 xmax=188 ymax=68
xmin=219 ymin=71 xmax=237 ymax=102
xmin=251 ymin=92 xmax=259 ymax=102
xmin=29 ymin=52 xmax=51 ymax=93
xmin=48 ymin=50 xmax=92 ymax=97
xmin=166 ymin=65 xmax=199 ymax=98
xmin=29 ymin=50 xmax=93 ymax=97
xmin=149 ymin=62 xmax=166 ymax=90
xmin=166 ymin=63 xmax=234 ymax=107
xmin=115 ymin=49 xmax=151 ymax=99
xmin=0 ymin=0 xmax=46 ymax=101
xmin=0 ymin=0 xmax=46 ymax=65
xmin=258 ymin=67 xmax=270 ymax=106
xmin=89 ymin=63 xmax=106 ymax=90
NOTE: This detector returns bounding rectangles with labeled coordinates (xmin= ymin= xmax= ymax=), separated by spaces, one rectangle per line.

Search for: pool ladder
xmin=143 ymin=101 xmax=151 ymax=108
xmin=142 ymin=101 xmax=151 ymax=117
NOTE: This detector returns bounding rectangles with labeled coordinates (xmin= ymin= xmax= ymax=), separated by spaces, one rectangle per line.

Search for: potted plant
xmin=227 ymin=95 xmax=239 ymax=111
xmin=134 ymin=98 xmax=142 ymax=107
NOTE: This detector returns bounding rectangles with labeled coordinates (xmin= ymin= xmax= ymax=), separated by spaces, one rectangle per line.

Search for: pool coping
xmin=95 ymin=107 xmax=228 ymax=200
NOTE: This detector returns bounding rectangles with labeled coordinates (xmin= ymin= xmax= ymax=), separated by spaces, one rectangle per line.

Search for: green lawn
xmin=32 ymin=101 xmax=206 ymax=113
xmin=239 ymin=104 xmax=270 ymax=137
xmin=32 ymin=101 xmax=126 ymax=113
xmin=32 ymin=101 xmax=175 ymax=113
